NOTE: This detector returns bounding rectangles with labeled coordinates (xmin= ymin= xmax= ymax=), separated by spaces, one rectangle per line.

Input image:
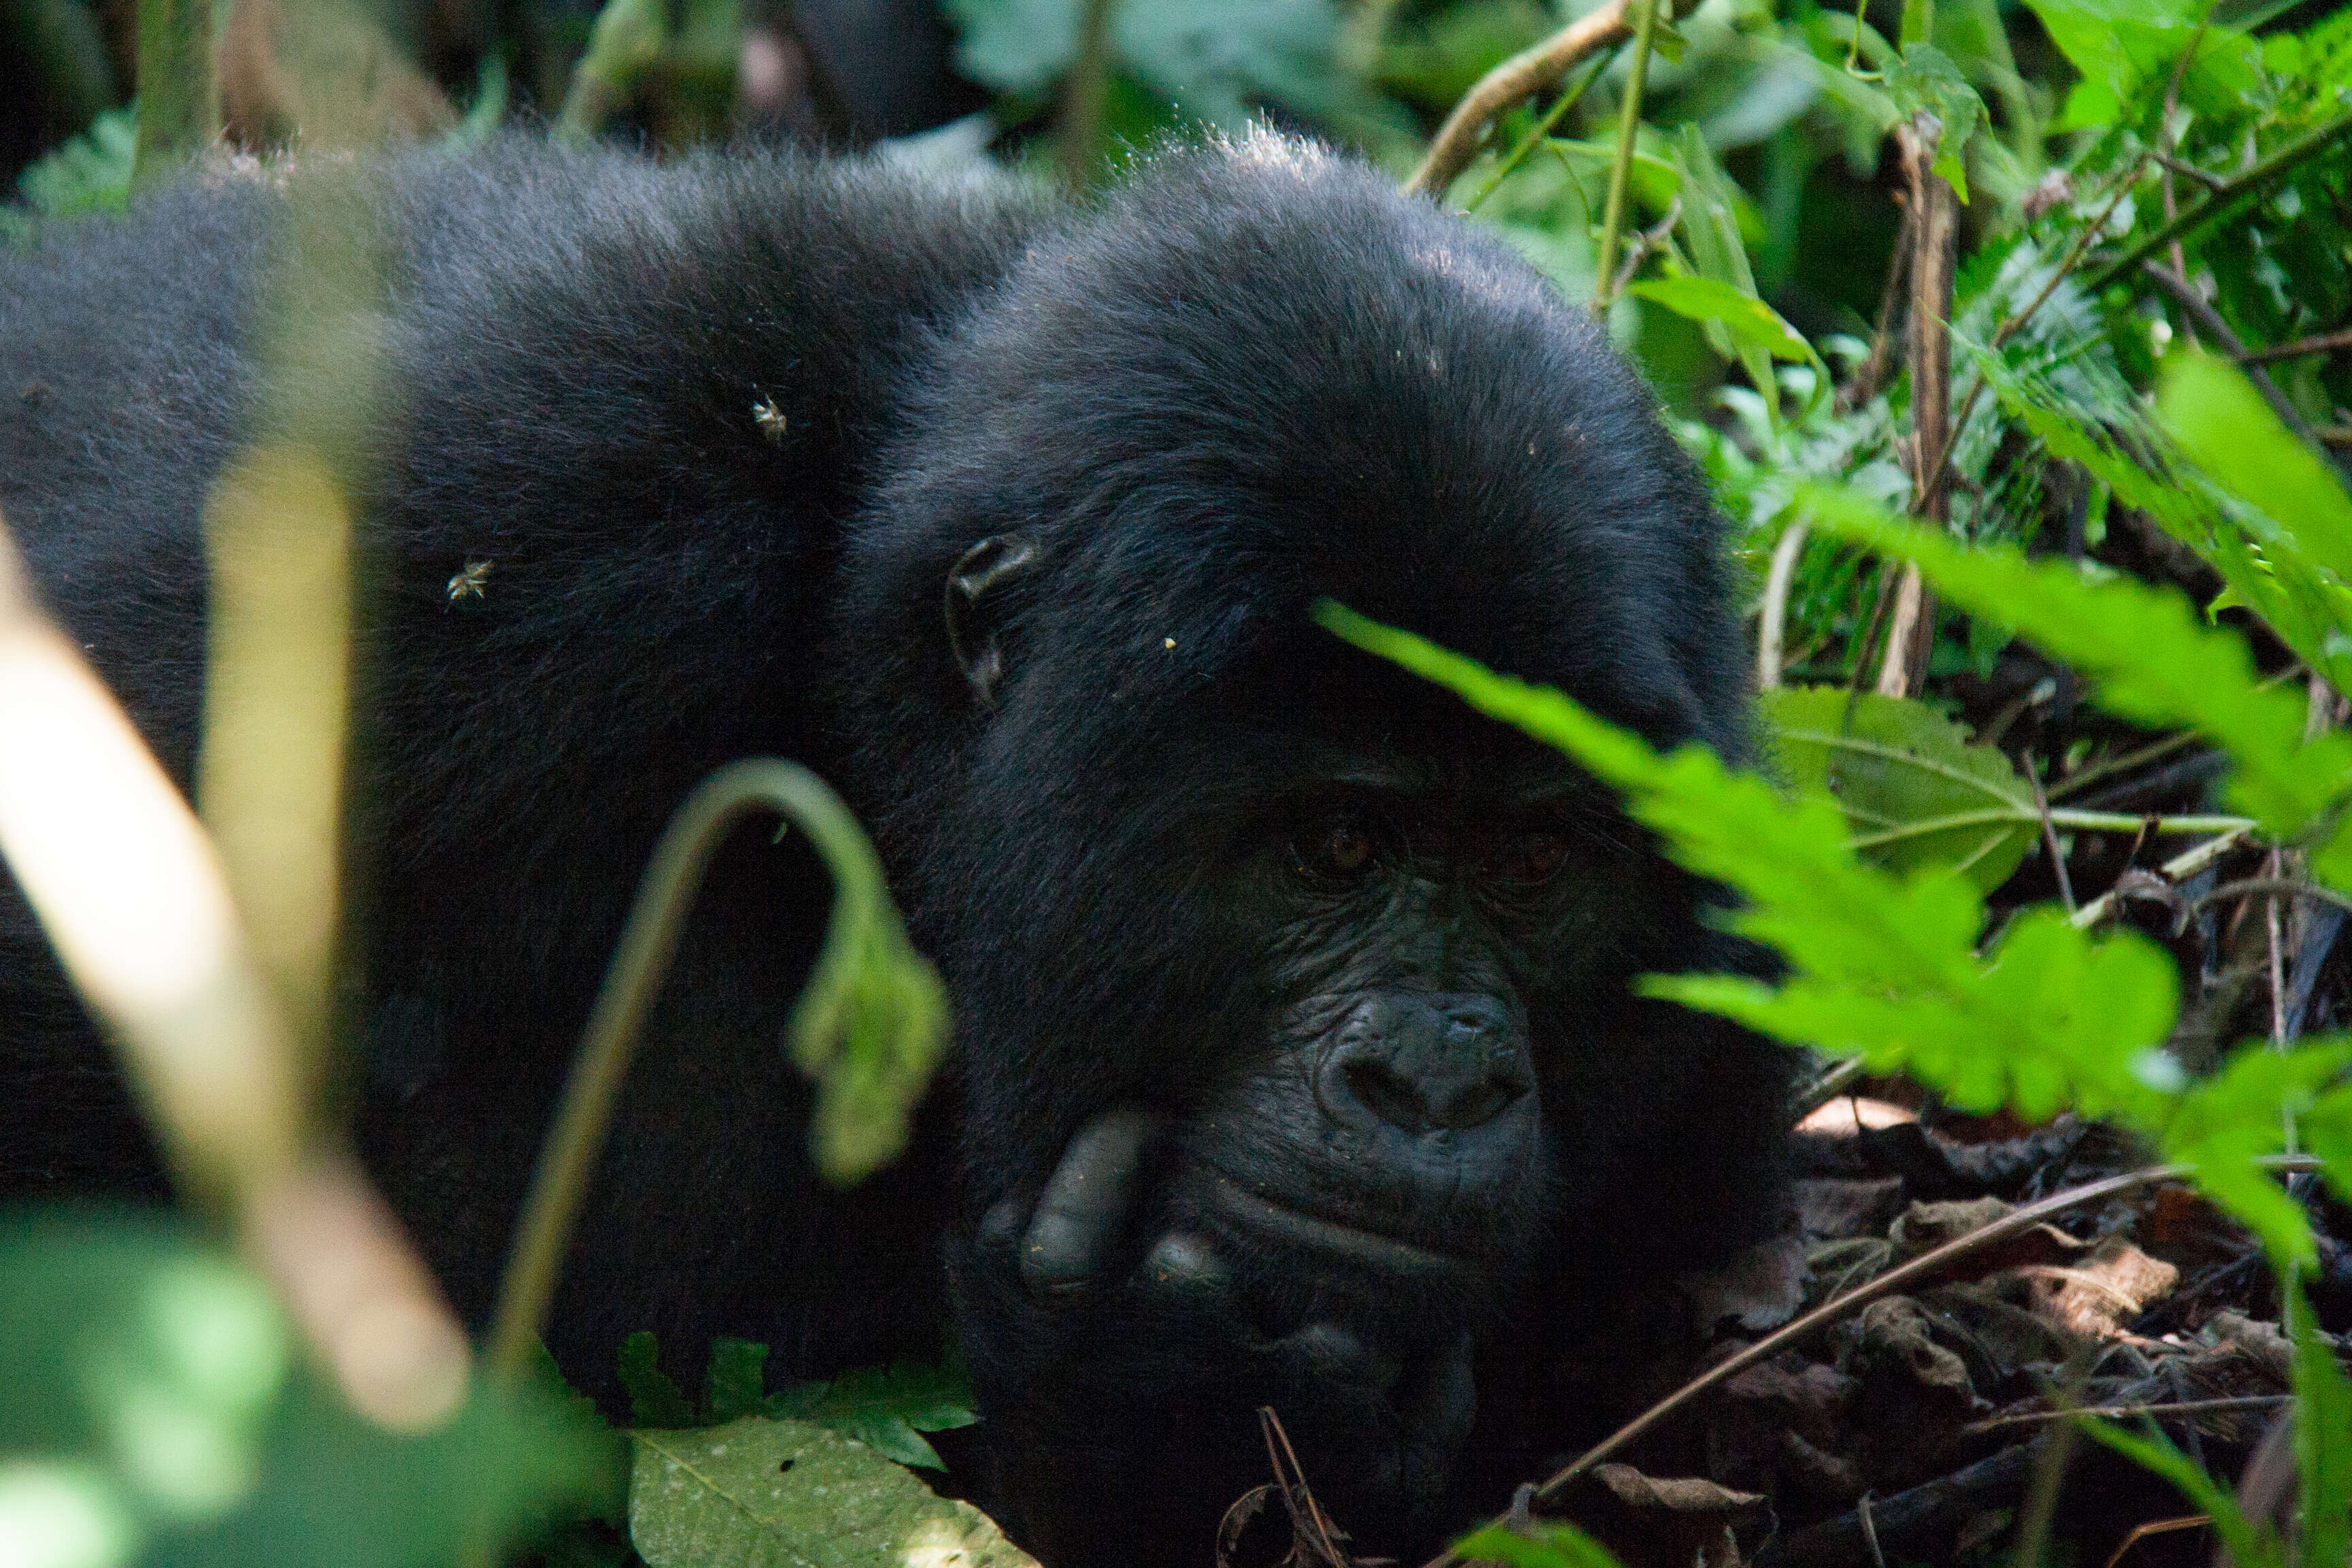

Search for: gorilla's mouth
xmin=1200 ymin=1172 xmax=1479 ymax=1284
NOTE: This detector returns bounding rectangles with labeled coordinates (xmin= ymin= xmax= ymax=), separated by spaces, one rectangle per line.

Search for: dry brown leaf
xmin=1797 ymin=1096 xmax=1917 ymax=1134
xmin=1889 ymin=1197 xmax=2013 ymax=1257
xmin=1793 ymin=1176 xmax=1906 ymax=1240
xmin=2016 ymin=1236 xmax=2178 ymax=1339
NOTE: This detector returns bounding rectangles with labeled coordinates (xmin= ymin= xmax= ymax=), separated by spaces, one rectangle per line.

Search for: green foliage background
xmin=7 ymin=0 xmax=2352 ymax=1563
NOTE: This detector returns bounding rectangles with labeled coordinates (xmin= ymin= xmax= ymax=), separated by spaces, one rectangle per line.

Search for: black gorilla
xmin=0 ymin=133 xmax=1792 ymax=1563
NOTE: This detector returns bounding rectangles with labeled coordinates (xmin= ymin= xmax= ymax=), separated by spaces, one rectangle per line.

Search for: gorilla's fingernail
xmin=1019 ymin=1107 xmax=1158 ymax=1293
xmin=1141 ymin=1230 xmax=1228 ymax=1295
xmin=1404 ymin=1330 xmax=1477 ymax=1446
xmin=977 ymin=1197 xmax=1026 ymax=1251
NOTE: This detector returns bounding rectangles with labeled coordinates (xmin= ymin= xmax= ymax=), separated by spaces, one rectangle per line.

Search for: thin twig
xmin=2026 ymin=753 xmax=2078 ymax=914
xmin=2138 ymin=261 xmax=2336 ymax=459
xmin=1758 ymin=520 xmax=1810 ymax=691
xmin=1838 ymin=198 xmax=1915 ymax=413
xmin=2189 ymin=877 xmax=2352 ymax=919
xmin=2085 ymin=112 xmax=2352 ymax=295
xmin=1416 ymin=1162 xmax=2317 ymax=1565
xmin=1403 ymin=0 xmax=1635 ymax=199
xmin=2157 ymin=28 xmax=2206 ymax=350
xmin=1787 ymin=1056 xmax=1872 ymax=1123
xmin=1460 ymin=48 xmax=1616 ymax=214
xmin=2151 ymin=150 xmax=2229 ymax=193
xmin=1591 ymin=0 xmax=1662 ymax=312
xmin=2240 ymin=325 xmax=2352 ymax=365
xmin=1857 ymin=1492 xmax=1887 ymax=1568
xmin=1605 ymin=194 xmax=1681 ymax=301
xmin=2072 ymin=826 xmax=2253 ymax=928
xmin=1967 ymin=1395 xmax=2291 ymax=1435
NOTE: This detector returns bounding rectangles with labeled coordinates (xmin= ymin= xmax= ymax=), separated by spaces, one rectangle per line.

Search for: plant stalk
xmin=1590 ymin=0 xmax=1660 ymax=312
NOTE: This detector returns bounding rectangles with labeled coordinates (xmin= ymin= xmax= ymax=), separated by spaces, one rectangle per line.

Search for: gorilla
xmin=0 ymin=132 xmax=1793 ymax=1563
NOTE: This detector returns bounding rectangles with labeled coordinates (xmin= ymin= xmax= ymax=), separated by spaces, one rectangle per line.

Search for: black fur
xmin=0 ymin=135 xmax=1792 ymax=1564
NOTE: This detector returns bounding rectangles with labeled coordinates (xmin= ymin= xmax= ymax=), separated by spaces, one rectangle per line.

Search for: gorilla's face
xmin=826 ymin=135 xmax=1784 ymax=1561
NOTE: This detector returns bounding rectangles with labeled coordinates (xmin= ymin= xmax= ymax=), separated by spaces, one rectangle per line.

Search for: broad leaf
xmin=628 ymin=1418 xmax=1032 ymax=1568
xmin=1799 ymin=485 xmax=2352 ymax=883
xmin=1763 ymin=686 xmax=2034 ymax=892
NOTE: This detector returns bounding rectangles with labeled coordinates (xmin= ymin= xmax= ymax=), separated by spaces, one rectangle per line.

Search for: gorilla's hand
xmin=961 ymin=1109 xmax=1482 ymax=1563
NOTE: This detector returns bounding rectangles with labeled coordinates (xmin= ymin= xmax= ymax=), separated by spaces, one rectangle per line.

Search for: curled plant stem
xmin=1590 ymin=0 xmax=1661 ymax=313
xmin=1403 ymin=0 xmax=1636 ymax=199
xmin=1606 ymin=195 xmax=1682 ymax=300
xmin=486 ymin=757 xmax=902 ymax=1378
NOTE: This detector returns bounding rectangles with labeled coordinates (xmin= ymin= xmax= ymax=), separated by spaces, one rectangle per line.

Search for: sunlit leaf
xmin=627 ymin=1418 xmax=1032 ymax=1568
xmin=1763 ymin=686 xmax=2034 ymax=892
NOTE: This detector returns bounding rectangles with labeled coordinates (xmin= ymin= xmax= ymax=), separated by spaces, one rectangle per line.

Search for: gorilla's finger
xmin=1020 ymin=1107 xmax=1159 ymax=1293
xmin=1277 ymin=1321 xmax=1402 ymax=1395
xmin=976 ymin=1194 xmax=1028 ymax=1252
xmin=1139 ymin=1230 xmax=1230 ymax=1298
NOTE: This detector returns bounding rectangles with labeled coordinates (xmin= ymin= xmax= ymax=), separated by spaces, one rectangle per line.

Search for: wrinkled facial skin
xmin=929 ymin=672 xmax=1720 ymax=1565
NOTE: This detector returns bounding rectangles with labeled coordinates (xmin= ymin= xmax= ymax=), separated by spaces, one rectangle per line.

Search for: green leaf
xmin=1311 ymin=600 xmax=2178 ymax=1127
xmin=1663 ymin=125 xmax=1784 ymax=427
xmin=1629 ymin=276 xmax=1812 ymax=362
xmin=2157 ymin=355 xmax=2352 ymax=589
xmin=2074 ymin=1416 xmax=2283 ymax=1568
xmin=1763 ymin=687 xmax=2035 ymax=892
xmin=14 ymin=106 xmax=135 ymax=221
xmin=1799 ymin=485 xmax=2352 ymax=873
xmin=740 ymin=764 xmax=949 ymax=1186
xmin=0 ymin=1209 xmax=621 ymax=1568
xmin=1884 ymin=44 xmax=1987 ymax=201
xmin=762 ymin=1360 xmax=979 ymax=1472
xmin=1969 ymin=340 xmax=2352 ymax=694
xmin=2291 ymin=1274 xmax=2352 ymax=1568
xmin=704 ymin=1339 xmax=770 ymax=1424
xmin=628 ymin=1418 xmax=1035 ymax=1568
xmin=2160 ymin=1041 xmax=2352 ymax=1269
xmin=1450 ymin=1522 xmax=1625 ymax=1568
xmin=618 ymin=1334 xmax=695 ymax=1431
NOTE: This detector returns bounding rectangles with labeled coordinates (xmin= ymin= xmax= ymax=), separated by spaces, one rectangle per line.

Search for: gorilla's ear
xmin=943 ymin=534 xmax=1042 ymax=713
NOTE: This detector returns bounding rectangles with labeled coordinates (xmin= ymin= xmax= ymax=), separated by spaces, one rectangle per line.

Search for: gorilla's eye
xmin=1293 ymin=821 xmax=1377 ymax=884
xmin=1491 ymin=832 xmax=1569 ymax=885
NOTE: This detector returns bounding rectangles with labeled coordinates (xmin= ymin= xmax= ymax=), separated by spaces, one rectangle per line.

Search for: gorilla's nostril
xmin=1344 ymin=1061 xmax=1433 ymax=1134
xmin=1341 ymin=1059 xmax=1526 ymax=1133
xmin=1322 ymin=994 xmax=1533 ymax=1134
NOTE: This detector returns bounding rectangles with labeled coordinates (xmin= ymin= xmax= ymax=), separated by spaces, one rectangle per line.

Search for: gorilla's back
xmin=0 ymin=147 xmax=1045 ymax=1369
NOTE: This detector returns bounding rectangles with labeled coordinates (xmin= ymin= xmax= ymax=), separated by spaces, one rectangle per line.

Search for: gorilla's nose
xmin=1320 ymin=993 xmax=1535 ymax=1134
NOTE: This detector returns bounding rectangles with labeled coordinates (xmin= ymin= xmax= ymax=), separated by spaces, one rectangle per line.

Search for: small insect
xmin=1163 ymin=637 xmax=1176 ymax=651
xmin=752 ymin=395 xmax=788 ymax=442
xmin=446 ymin=559 xmax=493 ymax=603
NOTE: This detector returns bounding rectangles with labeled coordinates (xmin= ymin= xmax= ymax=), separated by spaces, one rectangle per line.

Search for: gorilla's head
xmin=830 ymin=133 xmax=1790 ymax=1561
